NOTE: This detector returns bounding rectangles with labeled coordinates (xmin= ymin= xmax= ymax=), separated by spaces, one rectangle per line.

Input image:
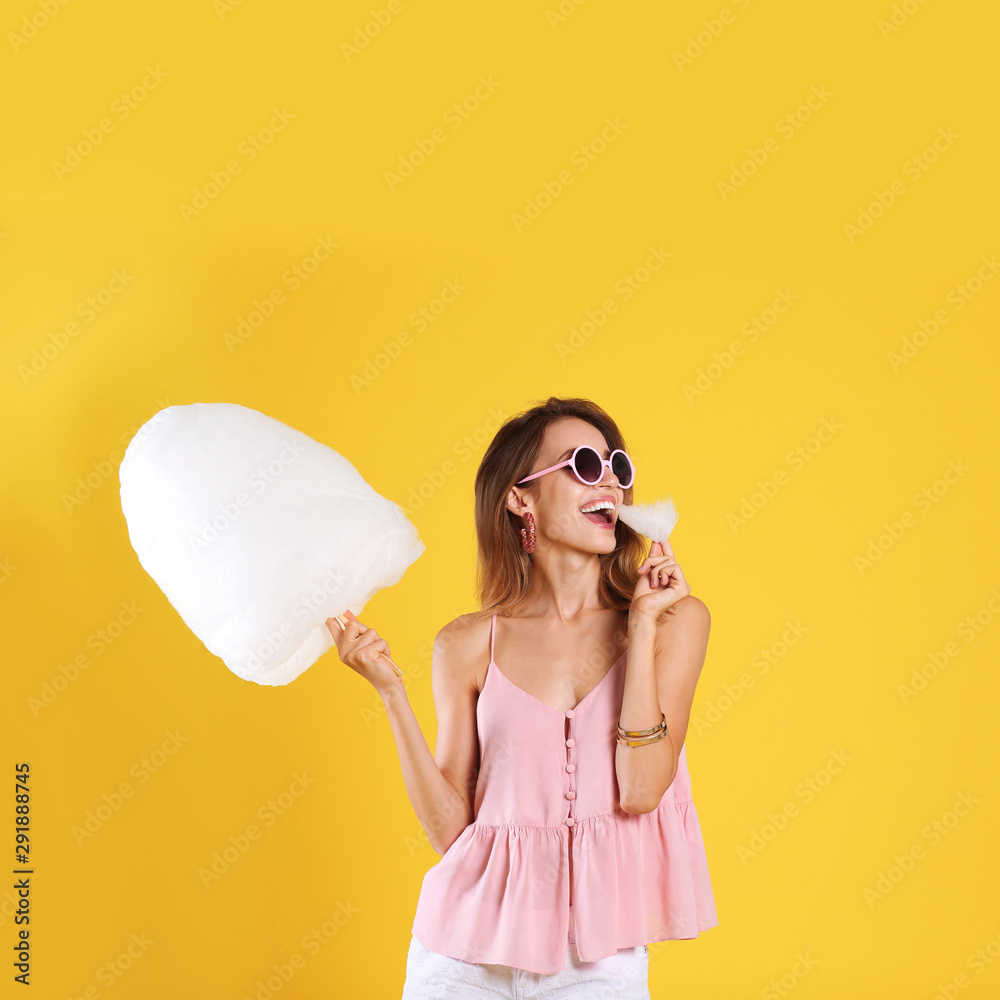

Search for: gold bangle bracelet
xmin=617 ymin=713 xmax=666 ymax=738
xmin=617 ymin=720 xmax=665 ymax=737
xmin=616 ymin=729 xmax=668 ymax=747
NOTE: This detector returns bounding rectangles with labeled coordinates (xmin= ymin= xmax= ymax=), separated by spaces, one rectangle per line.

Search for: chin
xmin=579 ymin=536 xmax=617 ymax=554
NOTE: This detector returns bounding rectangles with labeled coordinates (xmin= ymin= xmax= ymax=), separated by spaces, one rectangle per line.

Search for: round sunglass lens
xmin=611 ymin=452 xmax=633 ymax=487
xmin=574 ymin=447 xmax=604 ymax=483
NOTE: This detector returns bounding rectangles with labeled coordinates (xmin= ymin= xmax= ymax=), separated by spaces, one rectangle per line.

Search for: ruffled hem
xmin=572 ymin=796 xmax=719 ymax=962
xmin=412 ymin=821 xmax=571 ymax=974
xmin=411 ymin=795 xmax=718 ymax=975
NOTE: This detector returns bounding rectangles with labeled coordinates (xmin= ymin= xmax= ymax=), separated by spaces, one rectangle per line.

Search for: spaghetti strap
xmin=489 ymin=612 xmax=496 ymax=662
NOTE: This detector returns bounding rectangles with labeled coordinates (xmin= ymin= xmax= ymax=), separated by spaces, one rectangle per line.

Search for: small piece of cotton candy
xmin=615 ymin=497 xmax=679 ymax=543
xmin=118 ymin=402 xmax=425 ymax=686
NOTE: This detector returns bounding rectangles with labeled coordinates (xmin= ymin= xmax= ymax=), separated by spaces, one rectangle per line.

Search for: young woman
xmin=328 ymin=397 xmax=718 ymax=998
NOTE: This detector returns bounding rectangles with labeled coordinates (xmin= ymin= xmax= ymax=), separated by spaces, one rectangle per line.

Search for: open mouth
xmin=581 ymin=506 xmax=615 ymax=526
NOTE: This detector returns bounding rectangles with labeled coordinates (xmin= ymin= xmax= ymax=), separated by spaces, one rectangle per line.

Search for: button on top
xmin=565 ymin=790 xmax=576 ymax=800
xmin=565 ymin=708 xmax=576 ymax=719
xmin=565 ymin=763 xmax=576 ymax=773
xmin=565 ymin=816 xmax=575 ymax=827
xmin=565 ymin=738 xmax=576 ymax=748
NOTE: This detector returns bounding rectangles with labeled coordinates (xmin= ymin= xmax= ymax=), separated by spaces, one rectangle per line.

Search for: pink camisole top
xmin=410 ymin=612 xmax=718 ymax=975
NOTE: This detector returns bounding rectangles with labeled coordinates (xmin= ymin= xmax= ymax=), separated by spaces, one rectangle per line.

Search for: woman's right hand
xmin=325 ymin=610 xmax=403 ymax=694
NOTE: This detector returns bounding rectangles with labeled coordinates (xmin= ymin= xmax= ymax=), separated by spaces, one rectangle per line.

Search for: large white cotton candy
xmin=118 ymin=402 xmax=425 ymax=686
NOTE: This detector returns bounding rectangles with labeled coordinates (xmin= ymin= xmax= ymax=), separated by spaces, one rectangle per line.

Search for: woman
xmin=328 ymin=397 xmax=718 ymax=998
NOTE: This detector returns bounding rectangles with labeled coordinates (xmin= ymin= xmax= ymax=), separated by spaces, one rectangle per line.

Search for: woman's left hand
xmin=630 ymin=539 xmax=690 ymax=623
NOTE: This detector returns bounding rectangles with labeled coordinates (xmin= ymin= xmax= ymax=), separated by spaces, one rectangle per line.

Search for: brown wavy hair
xmin=470 ymin=396 xmax=657 ymax=628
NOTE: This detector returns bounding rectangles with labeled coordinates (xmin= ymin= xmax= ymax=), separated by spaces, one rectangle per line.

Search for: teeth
xmin=581 ymin=500 xmax=615 ymax=514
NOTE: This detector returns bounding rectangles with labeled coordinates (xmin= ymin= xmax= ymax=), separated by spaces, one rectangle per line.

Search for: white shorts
xmin=401 ymin=904 xmax=650 ymax=999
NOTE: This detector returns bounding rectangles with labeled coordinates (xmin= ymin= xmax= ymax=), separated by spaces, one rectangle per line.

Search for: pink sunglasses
xmin=516 ymin=445 xmax=635 ymax=489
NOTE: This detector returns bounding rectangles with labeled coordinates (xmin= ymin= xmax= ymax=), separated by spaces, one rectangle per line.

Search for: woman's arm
xmin=616 ymin=596 xmax=711 ymax=813
xmin=373 ymin=616 xmax=482 ymax=856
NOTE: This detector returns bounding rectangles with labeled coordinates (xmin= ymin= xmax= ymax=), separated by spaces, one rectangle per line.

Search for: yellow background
xmin=2 ymin=0 xmax=999 ymax=996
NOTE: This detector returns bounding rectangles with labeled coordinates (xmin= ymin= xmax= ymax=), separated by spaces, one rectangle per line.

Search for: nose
xmin=598 ymin=469 xmax=621 ymax=493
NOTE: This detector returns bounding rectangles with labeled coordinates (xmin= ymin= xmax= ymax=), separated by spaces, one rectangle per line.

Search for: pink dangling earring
xmin=520 ymin=510 xmax=536 ymax=553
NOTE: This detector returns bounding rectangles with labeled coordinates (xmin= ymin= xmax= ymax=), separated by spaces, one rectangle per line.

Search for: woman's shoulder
xmin=433 ymin=611 xmax=494 ymax=660
xmin=433 ymin=612 xmax=494 ymax=695
xmin=662 ymin=595 xmax=711 ymax=628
